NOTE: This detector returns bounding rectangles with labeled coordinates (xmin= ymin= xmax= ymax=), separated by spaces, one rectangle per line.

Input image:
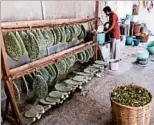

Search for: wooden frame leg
xmin=4 ymin=80 xmax=23 ymax=125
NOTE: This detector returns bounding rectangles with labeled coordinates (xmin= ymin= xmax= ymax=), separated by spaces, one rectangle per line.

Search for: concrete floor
xmin=2 ymin=46 xmax=154 ymax=125
xmin=34 ymin=46 xmax=154 ymax=125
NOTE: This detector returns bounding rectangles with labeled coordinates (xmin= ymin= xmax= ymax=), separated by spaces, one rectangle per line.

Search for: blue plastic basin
xmin=97 ymin=33 xmax=105 ymax=45
xmin=146 ymin=41 xmax=154 ymax=54
xmin=126 ymin=36 xmax=133 ymax=45
xmin=134 ymin=39 xmax=140 ymax=46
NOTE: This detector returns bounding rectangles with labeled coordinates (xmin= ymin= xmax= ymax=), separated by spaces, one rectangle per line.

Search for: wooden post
xmin=0 ymin=31 xmax=23 ymax=125
xmin=94 ymin=0 xmax=99 ymax=60
xmin=95 ymin=1 xmax=99 ymax=30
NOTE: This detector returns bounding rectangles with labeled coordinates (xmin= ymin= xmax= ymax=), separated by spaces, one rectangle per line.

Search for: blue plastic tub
xmin=146 ymin=41 xmax=154 ymax=54
xmin=97 ymin=33 xmax=105 ymax=45
xmin=126 ymin=36 xmax=133 ymax=45
xmin=134 ymin=39 xmax=140 ymax=46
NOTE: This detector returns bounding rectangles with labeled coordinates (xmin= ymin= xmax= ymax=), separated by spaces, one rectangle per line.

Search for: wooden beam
xmin=1 ymin=17 xmax=100 ymax=32
xmin=10 ymin=41 xmax=96 ymax=80
xmin=2 ymin=111 xmax=20 ymax=125
xmin=95 ymin=1 xmax=99 ymax=30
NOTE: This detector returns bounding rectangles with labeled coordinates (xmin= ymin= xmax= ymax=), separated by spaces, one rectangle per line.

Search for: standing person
xmin=102 ymin=6 xmax=121 ymax=59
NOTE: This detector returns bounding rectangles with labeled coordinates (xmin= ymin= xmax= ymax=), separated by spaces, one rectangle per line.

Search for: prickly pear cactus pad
xmin=60 ymin=27 xmax=67 ymax=43
xmin=85 ymin=49 xmax=90 ymax=62
xmin=13 ymin=81 xmax=21 ymax=103
xmin=41 ymin=29 xmax=51 ymax=47
xmin=51 ymin=64 xmax=58 ymax=80
xmin=14 ymin=31 xmax=27 ymax=55
xmin=19 ymin=31 xmax=33 ymax=56
xmin=63 ymin=58 xmax=69 ymax=72
xmin=46 ymin=29 xmax=55 ymax=46
xmin=24 ymin=109 xmax=39 ymax=118
xmin=45 ymin=97 xmax=61 ymax=104
xmin=77 ymin=52 xmax=84 ymax=62
xmin=65 ymin=26 xmax=71 ymax=43
xmin=26 ymin=31 xmax=39 ymax=60
xmin=21 ymin=76 xmax=29 ymax=96
xmin=59 ymin=59 xmax=67 ymax=74
xmin=54 ymin=27 xmax=61 ymax=44
xmin=72 ymin=75 xmax=88 ymax=83
xmin=55 ymin=61 xmax=63 ymax=75
xmin=49 ymin=65 xmax=57 ymax=80
xmin=110 ymin=84 xmax=152 ymax=107
xmin=4 ymin=32 xmax=23 ymax=61
xmin=64 ymin=79 xmax=82 ymax=86
xmin=65 ymin=57 xmax=73 ymax=68
xmin=48 ymin=91 xmax=67 ymax=98
xmin=24 ymin=74 xmax=34 ymax=90
xmin=39 ymin=68 xmax=50 ymax=83
xmin=31 ymin=30 xmax=41 ymax=46
xmin=81 ymin=25 xmax=87 ymax=38
xmin=80 ymin=51 xmax=87 ymax=63
xmin=74 ymin=24 xmax=81 ymax=37
xmin=92 ymin=64 xmax=103 ymax=68
xmin=94 ymin=60 xmax=107 ymax=65
xmin=68 ymin=25 xmax=75 ymax=39
xmin=84 ymin=67 xmax=98 ymax=74
xmin=39 ymin=98 xmax=57 ymax=105
xmin=36 ymin=29 xmax=47 ymax=48
xmin=32 ymin=75 xmax=48 ymax=99
xmin=50 ymin=29 xmax=57 ymax=45
xmin=33 ymin=105 xmax=45 ymax=114
xmin=55 ymin=83 xmax=72 ymax=92
xmin=74 ymin=72 xmax=93 ymax=77
xmin=88 ymin=46 xmax=94 ymax=58
xmin=45 ymin=66 xmax=56 ymax=86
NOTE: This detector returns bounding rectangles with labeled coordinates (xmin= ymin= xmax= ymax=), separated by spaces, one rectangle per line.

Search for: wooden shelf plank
xmin=10 ymin=41 xmax=96 ymax=80
xmin=1 ymin=17 xmax=100 ymax=32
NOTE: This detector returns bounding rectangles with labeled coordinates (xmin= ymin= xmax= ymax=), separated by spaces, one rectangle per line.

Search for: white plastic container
xmin=97 ymin=25 xmax=104 ymax=33
xmin=99 ymin=43 xmax=110 ymax=63
xmin=109 ymin=59 xmax=120 ymax=71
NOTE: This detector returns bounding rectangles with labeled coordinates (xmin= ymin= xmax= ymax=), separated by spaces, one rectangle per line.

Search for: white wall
xmin=116 ymin=1 xmax=154 ymax=34
xmin=1 ymin=1 xmax=95 ymax=22
xmin=100 ymin=1 xmax=134 ymax=24
xmin=138 ymin=5 xmax=154 ymax=34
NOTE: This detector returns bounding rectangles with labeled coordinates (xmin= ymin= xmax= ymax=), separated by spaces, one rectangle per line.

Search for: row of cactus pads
xmin=4 ymin=24 xmax=87 ymax=61
xmin=13 ymin=46 xmax=95 ymax=104
xmin=21 ymin=60 xmax=105 ymax=120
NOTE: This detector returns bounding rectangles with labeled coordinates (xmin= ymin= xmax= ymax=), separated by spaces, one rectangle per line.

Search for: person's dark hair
xmin=103 ymin=6 xmax=112 ymax=12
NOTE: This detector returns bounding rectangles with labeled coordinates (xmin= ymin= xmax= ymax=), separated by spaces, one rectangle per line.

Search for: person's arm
xmin=104 ymin=14 xmax=116 ymax=34
xmin=98 ymin=19 xmax=103 ymax=26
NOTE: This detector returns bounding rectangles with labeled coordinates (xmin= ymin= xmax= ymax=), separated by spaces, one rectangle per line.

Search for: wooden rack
xmin=1 ymin=1 xmax=100 ymax=125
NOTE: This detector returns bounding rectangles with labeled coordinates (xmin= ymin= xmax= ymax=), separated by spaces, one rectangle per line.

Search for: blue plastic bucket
xmin=97 ymin=33 xmax=105 ymax=45
xmin=126 ymin=36 xmax=133 ymax=45
xmin=134 ymin=39 xmax=140 ymax=46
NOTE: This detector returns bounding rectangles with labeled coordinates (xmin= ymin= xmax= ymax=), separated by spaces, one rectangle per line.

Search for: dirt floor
xmin=33 ymin=46 xmax=154 ymax=125
xmin=3 ymin=46 xmax=154 ymax=125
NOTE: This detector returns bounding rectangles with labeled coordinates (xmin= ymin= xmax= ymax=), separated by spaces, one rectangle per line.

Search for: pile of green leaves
xmin=111 ymin=84 xmax=152 ymax=107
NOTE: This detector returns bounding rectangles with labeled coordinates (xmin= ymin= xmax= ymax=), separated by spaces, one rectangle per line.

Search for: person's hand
xmin=98 ymin=19 xmax=103 ymax=26
xmin=102 ymin=31 xmax=107 ymax=34
xmin=98 ymin=31 xmax=107 ymax=34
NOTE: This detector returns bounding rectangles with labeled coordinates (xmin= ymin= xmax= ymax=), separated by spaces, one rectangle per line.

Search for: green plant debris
xmin=111 ymin=84 xmax=152 ymax=107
